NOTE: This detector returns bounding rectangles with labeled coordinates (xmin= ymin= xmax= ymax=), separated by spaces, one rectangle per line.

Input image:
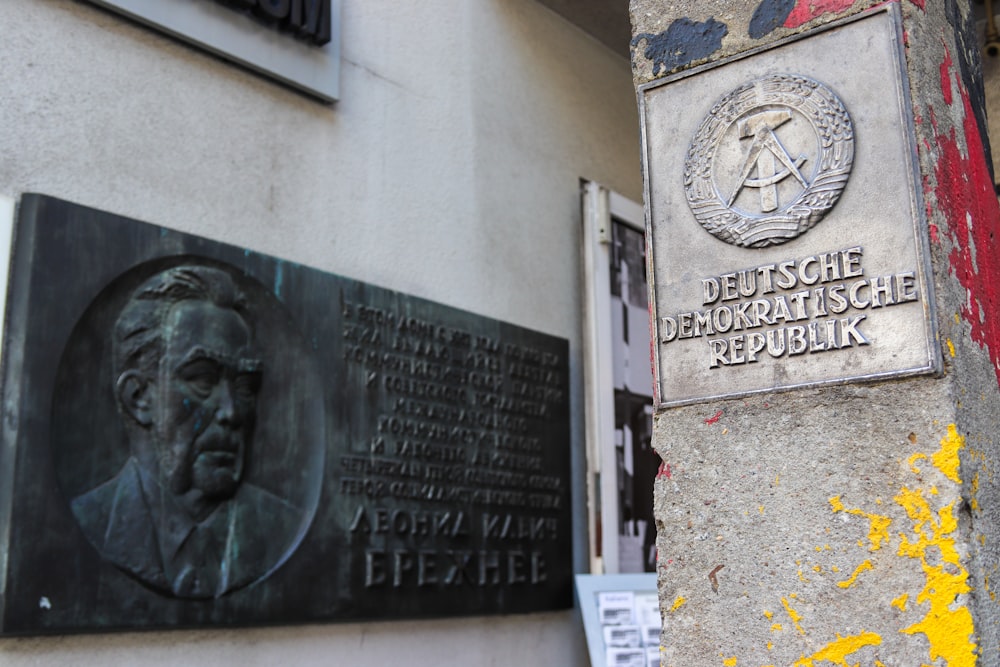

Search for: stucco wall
xmin=0 ymin=0 xmax=642 ymax=664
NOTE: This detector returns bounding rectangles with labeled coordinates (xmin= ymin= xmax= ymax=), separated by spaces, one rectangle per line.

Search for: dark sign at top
xmin=216 ymin=0 xmax=332 ymax=46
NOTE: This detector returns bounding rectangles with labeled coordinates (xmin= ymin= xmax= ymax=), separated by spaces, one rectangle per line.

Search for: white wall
xmin=0 ymin=0 xmax=641 ymax=664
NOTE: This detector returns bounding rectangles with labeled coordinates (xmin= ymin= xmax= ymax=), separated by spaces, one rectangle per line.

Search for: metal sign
xmin=0 ymin=194 xmax=571 ymax=633
xmin=639 ymin=6 xmax=938 ymax=408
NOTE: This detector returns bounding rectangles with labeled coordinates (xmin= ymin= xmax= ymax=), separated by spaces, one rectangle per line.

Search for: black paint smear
xmin=632 ymin=17 xmax=729 ymax=76
xmin=748 ymin=0 xmax=796 ymax=39
xmin=945 ymin=0 xmax=994 ymax=182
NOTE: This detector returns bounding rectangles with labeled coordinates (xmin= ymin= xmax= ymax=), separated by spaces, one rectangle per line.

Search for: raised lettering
xmin=703 ymin=278 xmax=720 ymax=305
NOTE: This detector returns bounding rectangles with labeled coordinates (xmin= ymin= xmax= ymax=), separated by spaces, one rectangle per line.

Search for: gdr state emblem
xmin=683 ymin=74 xmax=854 ymax=248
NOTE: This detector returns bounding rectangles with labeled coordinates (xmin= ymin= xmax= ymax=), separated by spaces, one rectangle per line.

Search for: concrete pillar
xmin=630 ymin=1 xmax=1000 ymax=665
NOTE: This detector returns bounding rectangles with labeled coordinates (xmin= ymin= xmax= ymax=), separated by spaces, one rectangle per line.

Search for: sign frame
xmin=638 ymin=4 xmax=940 ymax=409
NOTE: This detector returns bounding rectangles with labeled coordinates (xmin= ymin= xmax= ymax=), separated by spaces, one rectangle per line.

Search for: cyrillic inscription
xmin=339 ymin=299 xmax=567 ymax=593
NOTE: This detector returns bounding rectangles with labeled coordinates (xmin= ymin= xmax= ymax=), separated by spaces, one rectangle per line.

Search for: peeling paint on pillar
xmin=928 ymin=46 xmax=1000 ymax=384
xmin=783 ymin=0 xmax=860 ymax=29
xmin=748 ymin=0 xmax=797 ymax=39
xmin=631 ymin=17 xmax=728 ymax=77
xmin=632 ymin=0 xmax=999 ymax=663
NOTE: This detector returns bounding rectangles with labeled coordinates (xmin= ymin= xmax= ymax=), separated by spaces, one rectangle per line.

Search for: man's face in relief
xmin=152 ymin=299 xmax=262 ymax=501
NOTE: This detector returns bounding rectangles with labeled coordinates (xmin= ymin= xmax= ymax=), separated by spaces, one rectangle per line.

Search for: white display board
xmin=576 ymin=574 xmax=660 ymax=667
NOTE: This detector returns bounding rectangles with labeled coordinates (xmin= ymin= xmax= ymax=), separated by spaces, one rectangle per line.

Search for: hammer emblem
xmin=727 ymin=109 xmax=808 ymax=213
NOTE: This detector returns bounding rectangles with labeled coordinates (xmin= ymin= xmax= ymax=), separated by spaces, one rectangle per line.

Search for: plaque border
xmin=638 ymin=4 xmax=940 ymax=409
xmin=0 ymin=194 xmax=574 ymax=634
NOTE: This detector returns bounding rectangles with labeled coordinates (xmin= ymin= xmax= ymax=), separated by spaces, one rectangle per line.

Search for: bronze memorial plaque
xmin=0 ymin=194 xmax=571 ymax=634
xmin=639 ymin=6 xmax=938 ymax=407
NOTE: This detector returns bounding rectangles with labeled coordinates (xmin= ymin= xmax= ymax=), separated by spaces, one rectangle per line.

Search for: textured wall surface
xmin=0 ymin=0 xmax=641 ymax=664
xmin=630 ymin=0 xmax=1000 ymax=664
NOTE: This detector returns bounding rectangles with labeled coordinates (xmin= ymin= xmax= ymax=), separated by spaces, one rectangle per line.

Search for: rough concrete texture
xmin=632 ymin=0 xmax=1000 ymax=664
xmin=655 ymin=383 xmax=971 ymax=665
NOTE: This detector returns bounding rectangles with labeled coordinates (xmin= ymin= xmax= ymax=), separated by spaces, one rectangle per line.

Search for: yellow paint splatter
xmin=722 ymin=657 xmax=737 ymax=666
xmin=836 ymin=559 xmax=873 ymax=588
xmin=791 ymin=631 xmax=881 ymax=667
xmin=751 ymin=422 xmax=975 ymax=664
xmin=932 ymin=424 xmax=964 ymax=483
xmin=763 ymin=610 xmax=773 ymax=619
xmin=971 ymin=472 xmax=980 ymax=511
xmin=767 ymin=641 xmax=773 ymax=650
xmin=830 ymin=497 xmax=891 ymax=551
xmin=758 ymin=505 xmax=765 ymax=514
xmin=946 ymin=338 xmax=956 ymax=357
xmin=781 ymin=596 xmax=805 ymax=635
xmin=895 ymin=481 xmax=977 ymax=666
xmin=907 ymin=451 xmax=927 ymax=473
xmin=670 ymin=596 xmax=686 ymax=612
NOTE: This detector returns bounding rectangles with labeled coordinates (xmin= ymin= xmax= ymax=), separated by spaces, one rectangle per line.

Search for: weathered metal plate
xmin=0 ymin=194 xmax=571 ymax=634
xmin=639 ymin=6 xmax=938 ymax=408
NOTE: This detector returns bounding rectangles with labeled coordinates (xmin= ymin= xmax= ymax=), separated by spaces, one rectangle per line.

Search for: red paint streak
xmin=657 ymin=462 xmax=672 ymax=479
xmin=940 ymin=45 xmax=953 ymax=106
xmin=908 ymin=0 xmax=925 ymax=10
xmin=932 ymin=49 xmax=1000 ymax=385
xmin=704 ymin=410 xmax=723 ymax=425
xmin=783 ymin=0 xmax=858 ymax=29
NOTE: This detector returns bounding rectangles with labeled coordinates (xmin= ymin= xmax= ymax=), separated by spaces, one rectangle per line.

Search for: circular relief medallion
xmin=52 ymin=257 xmax=326 ymax=600
xmin=683 ymin=74 xmax=854 ymax=248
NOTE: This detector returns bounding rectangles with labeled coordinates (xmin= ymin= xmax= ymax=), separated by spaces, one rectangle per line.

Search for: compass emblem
xmin=684 ymin=74 xmax=854 ymax=248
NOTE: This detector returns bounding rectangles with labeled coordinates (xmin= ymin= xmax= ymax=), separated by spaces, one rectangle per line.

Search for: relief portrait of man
xmin=69 ymin=265 xmax=304 ymax=599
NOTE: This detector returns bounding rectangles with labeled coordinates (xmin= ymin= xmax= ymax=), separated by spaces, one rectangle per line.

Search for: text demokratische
xmin=657 ymin=247 xmax=921 ymax=368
